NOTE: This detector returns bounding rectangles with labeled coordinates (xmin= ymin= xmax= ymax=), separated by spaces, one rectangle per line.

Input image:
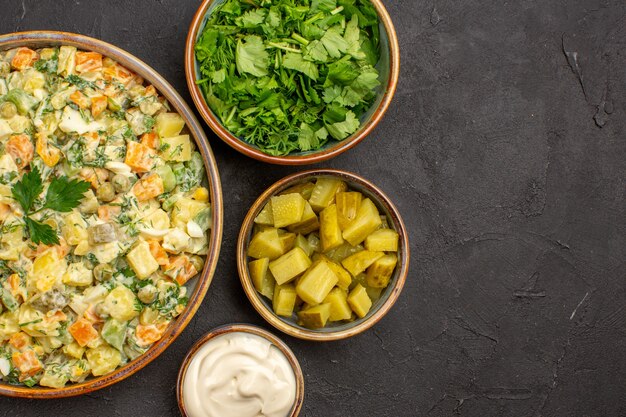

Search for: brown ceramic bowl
xmin=0 ymin=31 xmax=223 ymax=398
xmin=185 ymin=0 xmax=400 ymax=165
xmin=177 ymin=323 xmax=304 ymax=417
xmin=237 ymin=170 xmax=409 ymax=341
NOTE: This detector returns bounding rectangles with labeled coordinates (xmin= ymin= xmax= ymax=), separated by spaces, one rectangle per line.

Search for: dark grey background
xmin=1 ymin=0 xmax=625 ymax=416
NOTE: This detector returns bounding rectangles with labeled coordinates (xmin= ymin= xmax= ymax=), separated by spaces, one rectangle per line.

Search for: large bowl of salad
xmin=0 ymin=31 xmax=223 ymax=398
xmin=185 ymin=0 xmax=400 ymax=165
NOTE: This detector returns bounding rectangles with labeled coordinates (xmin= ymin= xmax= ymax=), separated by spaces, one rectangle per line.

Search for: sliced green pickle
xmin=294 ymin=234 xmax=313 ymax=257
xmin=280 ymin=181 xmax=315 ymax=200
xmin=341 ymin=250 xmax=384 ymax=277
xmin=269 ymin=247 xmax=312 ymax=285
xmin=308 ymin=178 xmax=347 ymax=212
xmin=298 ymin=303 xmax=332 ymax=328
xmin=273 ymin=283 xmax=297 ymax=317
xmin=287 ymin=202 xmax=319 ymax=235
xmin=271 ymin=193 xmax=306 ymax=228
xmin=366 ymin=254 xmax=397 ymax=288
xmin=342 ymin=198 xmax=382 ymax=245
xmin=296 ymin=260 xmax=338 ymax=305
xmin=278 ymin=231 xmax=296 ymax=252
xmin=336 ymin=191 xmax=363 ymax=230
xmin=365 ymin=228 xmax=399 ymax=252
xmin=347 ymin=284 xmax=372 ymax=318
xmin=325 ymin=243 xmax=364 ymax=263
xmin=326 ymin=261 xmax=352 ymax=290
xmin=319 ymin=204 xmax=344 ymax=252
xmin=254 ymin=201 xmax=274 ymax=226
xmin=249 ymin=258 xmax=276 ymax=299
xmin=323 ymin=288 xmax=352 ymax=321
xmin=248 ymin=228 xmax=284 ymax=260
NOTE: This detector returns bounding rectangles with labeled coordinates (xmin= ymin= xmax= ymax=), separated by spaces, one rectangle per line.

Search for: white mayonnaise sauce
xmin=182 ymin=332 xmax=296 ymax=417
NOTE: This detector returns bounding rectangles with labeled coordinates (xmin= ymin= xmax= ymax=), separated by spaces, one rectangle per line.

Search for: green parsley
xmin=194 ymin=0 xmax=381 ymax=156
xmin=11 ymin=167 xmax=91 ymax=245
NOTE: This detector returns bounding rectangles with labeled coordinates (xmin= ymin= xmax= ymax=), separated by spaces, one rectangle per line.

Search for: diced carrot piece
xmin=103 ymin=63 xmax=134 ymax=85
xmin=0 ymin=203 xmax=10 ymax=222
xmin=79 ymin=167 xmax=109 ymax=189
xmin=97 ymin=205 xmax=121 ymax=221
xmin=144 ymin=85 xmax=157 ymax=97
xmin=124 ymin=141 xmax=156 ymax=173
xmin=69 ymin=90 xmax=91 ymax=108
xmin=164 ymin=255 xmax=198 ymax=286
xmin=69 ymin=318 xmax=99 ymax=347
xmin=148 ymin=240 xmax=169 ymax=265
xmin=83 ymin=305 xmax=103 ymax=324
xmin=46 ymin=310 xmax=67 ymax=322
xmin=12 ymin=350 xmax=42 ymax=380
xmin=91 ymin=95 xmax=107 ymax=118
xmin=140 ymin=132 xmax=159 ymax=149
xmin=9 ymin=332 xmax=31 ymax=351
xmin=11 ymin=47 xmax=39 ymax=70
xmin=132 ymin=173 xmax=164 ymax=201
xmin=34 ymin=238 xmax=70 ymax=259
xmin=135 ymin=324 xmax=165 ymax=347
xmin=5 ymin=134 xmax=34 ymax=169
xmin=75 ymin=51 xmax=103 ymax=73
xmin=36 ymin=132 xmax=61 ymax=167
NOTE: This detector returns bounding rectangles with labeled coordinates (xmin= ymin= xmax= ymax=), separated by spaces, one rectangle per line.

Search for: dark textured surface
xmin=1 ymin=0 xmax=625 ymax=416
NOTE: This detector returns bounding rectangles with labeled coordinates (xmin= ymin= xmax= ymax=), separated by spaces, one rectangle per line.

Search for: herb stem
xmin=224 ymin=106 xmax=237 ymax=125
xmin=330 ymin=6 xmax=344 ymax=15
xmin=291 ymin=33 xmax=309 ymax=46
xmin=267 ymin=42 xmax=302 ymax=53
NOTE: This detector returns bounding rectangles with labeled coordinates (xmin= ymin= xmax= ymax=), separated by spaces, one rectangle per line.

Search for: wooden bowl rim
xmin=0 ymin=31 xmax=224 ymax=398
xmin=184 ymin=0 xmax=401 ymax=165
xmin=237 ymin=169 xmax=410 ymax=341
xmin=176 ymin=323 xmax=304 ymax=417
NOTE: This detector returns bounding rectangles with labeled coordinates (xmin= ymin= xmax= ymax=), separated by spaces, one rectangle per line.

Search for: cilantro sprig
xmin=11 ymin=167 xmax=91 ymax=245
xmin=195 ymin=0 xmax=381 ymax=156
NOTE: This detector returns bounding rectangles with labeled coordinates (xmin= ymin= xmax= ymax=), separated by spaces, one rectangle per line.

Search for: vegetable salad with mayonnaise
xmin=0 ymin=45 xmax=211 ymax=388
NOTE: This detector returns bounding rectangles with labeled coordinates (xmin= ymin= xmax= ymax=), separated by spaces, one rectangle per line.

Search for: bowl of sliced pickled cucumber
xmin=237 ymin=169 xmax=409 ymax=341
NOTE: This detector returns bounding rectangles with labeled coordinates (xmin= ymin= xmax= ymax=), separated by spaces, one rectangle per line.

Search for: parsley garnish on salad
xmin=11 ymin=167 xmax=90 ymax=245
xmin=194 ymin=0 xmax=381 ymax=156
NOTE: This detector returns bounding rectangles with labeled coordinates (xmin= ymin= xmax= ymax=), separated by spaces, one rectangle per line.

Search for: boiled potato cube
xmin=273 ymin=284 xmax=297 ymax=317
xmin=296 ymin=260 xmax=338 ymax=305
xmin=248 ymin=228 xmax=284 ymax=260
xmin=365 ymin=228 xmax=399 ymax=252
xmin=269 ymin=247 xmax=312 ymax=285
xmin=320 ymin=204 xmax=344 ymax=252
xmin=341 ymin=250 xmax=384 ymax=277
xmin=298 ymin=303 xmax=331 ymax=329
xmin=287 ymin=202 xmax=319 ymax=235
xmin=308 ymin=178 xmax=347 ymax=212
xmin=270 ymin=193 xmax=306 ymax=228
xmin=61 ymin=211 xmax=88 ymax=246
xmin=342 ymin=198 xmax=382 ymax=246
xmin=280 ymin=181 xmax=315 ymax=200
xmin=254 ymin=201 xmax=274 ymax=225
xmin=155 ymin=112 xmax=185 ymax=138
xmin=324 ymin=287 xmax=352 ymax=321
xmin=347 ymin=284 xmax=372 ymax=318
xmin=102 ymin=286 xmax=139 ymax=322
xmin=86 ymin=345 xmax=121 ymax=376
xmin=62 ymin=262 xmax=93 ymax=287
xmin=366 ymin=254 xmax=397 ymax=288
xmin=160 ymin=135 xmax=192 ymax=162
xmin=336 ymin=191 xmax=363 ymax=230
xmin=126 ymin=241 xmax=159 ymax=279
xmin=171 ymin=197 xmax=208 ymax=228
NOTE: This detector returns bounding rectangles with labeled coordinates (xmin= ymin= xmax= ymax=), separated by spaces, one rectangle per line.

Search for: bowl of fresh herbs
xmin=185 ymin=0 xmax=400 ymax=165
